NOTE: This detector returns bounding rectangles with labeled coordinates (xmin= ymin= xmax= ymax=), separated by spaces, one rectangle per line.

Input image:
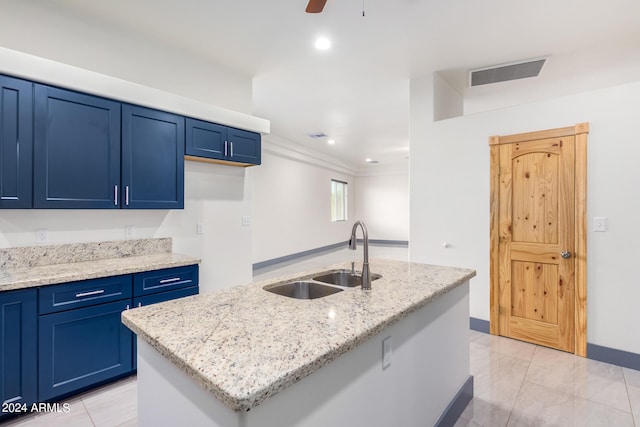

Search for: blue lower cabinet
xmin=0 ymin=289 xmax=37 ymax=413
xmin=38 ymin=300 xmax=133 ymax=401
xmin=131 ymin=285 xmax=198 ymax=370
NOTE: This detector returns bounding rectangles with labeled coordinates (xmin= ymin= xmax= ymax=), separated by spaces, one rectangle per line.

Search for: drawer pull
xmin=75 ymin=289 xmax=106 ymax=298
xmin=159 ymin=277 xmax=182 ymax=284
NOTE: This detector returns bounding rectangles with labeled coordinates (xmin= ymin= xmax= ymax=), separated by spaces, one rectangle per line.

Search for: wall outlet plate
xmin=382 ymin=336 xmax=392 ymax=369
xmin=125 ymin=225 xmax=135 ymax=238
xmin=196 ymin=223 xmax=204 ymax=235
xmin=36 ymin=228 xmax=48 ymax=243
xmin=593 ymin=217 xmax=608 ymax=232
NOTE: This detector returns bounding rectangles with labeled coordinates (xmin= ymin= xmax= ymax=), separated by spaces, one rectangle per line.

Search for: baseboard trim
xmin=253 ymin=240 xmax=409 ymax=271
xmin=435 ymin=375 xmax=473 ymax=427
xmin=470 ymin=317 xmax=490 ymax=333
xmin=587 ymin=343 xmax=640 ymax=371
xmin=468 ymin=318 xmax=640 ymax=370
xmin=253 ymin=242 xmax=348 ymax=271
xmin=356 ymin=239 xmax=409 ymax=247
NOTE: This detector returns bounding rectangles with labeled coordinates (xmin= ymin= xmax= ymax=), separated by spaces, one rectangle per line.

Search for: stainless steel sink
xmin=263 ymin=281 xmax=343 ymax=299
xmin=312 ymin=270 xmax=382 ymax=288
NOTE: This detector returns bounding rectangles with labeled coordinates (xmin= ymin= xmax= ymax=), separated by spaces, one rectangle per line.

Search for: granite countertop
xmin=0 ymin=238 xmax=200 ymax=292
xmin=121 ymin=259 xmax=476 ymax=412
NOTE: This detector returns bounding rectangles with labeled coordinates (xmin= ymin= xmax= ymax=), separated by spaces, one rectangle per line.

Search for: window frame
xmin=330 ymin=179 xmax=348 ymax=222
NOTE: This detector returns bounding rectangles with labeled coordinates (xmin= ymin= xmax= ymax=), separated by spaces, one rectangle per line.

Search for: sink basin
xmin=312 ymin=270 xmax=382 ymax=288
xmin=263 ymin=281 xmax=343 ymax=299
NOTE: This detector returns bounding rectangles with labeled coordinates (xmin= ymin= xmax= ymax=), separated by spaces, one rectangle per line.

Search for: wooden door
xmin=490 ymin=124 xmax=588 ymax=355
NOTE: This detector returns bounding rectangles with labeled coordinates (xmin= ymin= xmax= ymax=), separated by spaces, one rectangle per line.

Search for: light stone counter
xmin=0 ymin=238 xmax=200 ymax=292
xmin=122 ymin=259 xmax=475 ymax=413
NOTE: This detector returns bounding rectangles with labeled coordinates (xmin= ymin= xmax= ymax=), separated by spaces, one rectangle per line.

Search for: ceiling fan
xmin=306 ymin=0 xmax=328 ymax=13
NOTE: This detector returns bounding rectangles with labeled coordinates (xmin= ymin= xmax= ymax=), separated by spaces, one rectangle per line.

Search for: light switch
xmin=593 ymin=217 xmax=607 ymax=232
xmin=242 ymin=215 xmax=251 ymax=226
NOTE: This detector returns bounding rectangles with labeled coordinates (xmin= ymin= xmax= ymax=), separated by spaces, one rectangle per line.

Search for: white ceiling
xmin=5 ymin=0 xmax=640 ymax=172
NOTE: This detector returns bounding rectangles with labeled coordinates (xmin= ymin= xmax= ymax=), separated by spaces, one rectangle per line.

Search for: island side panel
xmin=136 ymin=281 xmax=471 ymax=427
xmin=137 ymin=340 xmax=242 ymax=427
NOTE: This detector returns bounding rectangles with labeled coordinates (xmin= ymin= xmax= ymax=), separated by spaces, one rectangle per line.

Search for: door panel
xmin=0 ymin=76 xmax=33 ymax=208
xmin=497 ymin=136 xmax=575 ymax=352
xmin=33 ymin=85 xmax=121 ymax=208
xmin=121 ymin=105 xmax=184 ymax=209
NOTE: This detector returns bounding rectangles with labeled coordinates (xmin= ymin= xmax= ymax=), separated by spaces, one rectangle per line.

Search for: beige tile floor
xmin=5 ymin=245 xmax=639 ymax=426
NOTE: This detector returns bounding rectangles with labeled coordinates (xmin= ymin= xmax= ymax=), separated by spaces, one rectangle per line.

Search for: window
xmin=331 ymin=179 xmax=348 ymax=222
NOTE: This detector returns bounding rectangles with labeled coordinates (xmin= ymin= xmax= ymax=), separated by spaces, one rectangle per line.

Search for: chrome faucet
xmin=348 ymin=220 xmax=371 ymax=290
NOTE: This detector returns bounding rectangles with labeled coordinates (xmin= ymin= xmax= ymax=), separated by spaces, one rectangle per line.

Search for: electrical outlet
xmin=36 ymin=228 xmax=48 ymax=243
xmin=382 ymin=336 xmax=392 ymax=369
xmin=242 ymin=215 xmax=251 ymax=226
xmin=593 ymin=217 xmax=607 ymax=232
xmin=196 ymin=223 xmax=204 ymax=235
xmin=125 ymin=225 xmax=135 ymax=239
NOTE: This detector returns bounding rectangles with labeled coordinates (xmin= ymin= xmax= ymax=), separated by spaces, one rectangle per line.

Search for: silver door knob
xmin=561 ymin=251 xmax=572 ymax=259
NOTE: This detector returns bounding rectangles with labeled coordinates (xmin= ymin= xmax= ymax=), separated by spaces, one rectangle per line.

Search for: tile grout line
xmin=504 ymin=344 xmax=539 ymax=426
xmin=622 ymin=370 xmax=638 ymax=427
xmin=80 ymin=399 xmax=97 ymax=427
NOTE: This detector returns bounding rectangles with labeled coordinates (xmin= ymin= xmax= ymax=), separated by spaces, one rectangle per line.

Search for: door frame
xmin=489 ymin=123 xmax=588 ymax=356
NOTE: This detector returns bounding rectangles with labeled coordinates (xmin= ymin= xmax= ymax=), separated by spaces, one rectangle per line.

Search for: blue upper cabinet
xmin=227 ymin=127 xmax=261 ymax=165
xmin=0 ymin=76 xmax=33 ymax=209
xmin=186 ymin=118 xmax=261 ymax=166
xmin=122 ymin=105 xmax=184 ymax=209
xmin=34 ymin=85 xmax=121 ymax=209
xmin=185 ymin=118 xmax=227 ymax=160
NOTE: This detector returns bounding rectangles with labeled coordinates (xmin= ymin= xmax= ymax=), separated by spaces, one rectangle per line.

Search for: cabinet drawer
xmin=133 ymin=285 xmax=199 ymax=308
xmin=39 ymin=275 xmax=133 ymax=315
xmin=133 ymin=265 xmax=198 ymax=297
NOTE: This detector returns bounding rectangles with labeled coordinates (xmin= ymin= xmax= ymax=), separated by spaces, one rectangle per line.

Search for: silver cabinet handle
xmin=137 ymin=302 xmax=142 ymax=307
xmin=224 ymin=140 xmax=228 ymax=157
xmin=114 ymin=185 xmax=118 ymax=205
xmin=230 ymin=141 xmax=234 ymax=157
xmin=76 ymin=289 xmax=105 ymax=298
xmin=126 ymin=304 xmax=130 ymax=310
xmin=560 ymin=251 xmax=572 ymax=259
xmin=125 ymin=186 xmax=130 ymax=206
xmin=159 ymin=277 xmax=181 ymax=284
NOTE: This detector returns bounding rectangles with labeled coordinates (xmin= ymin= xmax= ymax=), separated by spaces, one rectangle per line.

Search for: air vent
xmin=470 ymin=58 xmax=547 ymax=87
xmin=307 ymin=132 xmax=329 ymax=139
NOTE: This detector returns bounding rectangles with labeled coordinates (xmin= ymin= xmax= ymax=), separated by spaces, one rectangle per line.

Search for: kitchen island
xmin=122 ymin=259 xmax=475 ymax=427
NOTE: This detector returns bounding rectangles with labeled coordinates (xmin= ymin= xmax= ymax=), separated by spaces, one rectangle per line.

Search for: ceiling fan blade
xmin=306 ymin=0 xmax=328 ymax=13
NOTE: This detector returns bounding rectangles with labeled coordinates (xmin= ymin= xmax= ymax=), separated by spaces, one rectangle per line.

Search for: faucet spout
xmin=348 ymin=220 xmax=371 ymax=290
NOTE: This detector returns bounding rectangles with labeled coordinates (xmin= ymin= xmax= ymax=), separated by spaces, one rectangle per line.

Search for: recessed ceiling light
xmin=327 ymin=139 xmax=335 ymax=145
xmin=315 ymin=37 xmax=331 ymax=50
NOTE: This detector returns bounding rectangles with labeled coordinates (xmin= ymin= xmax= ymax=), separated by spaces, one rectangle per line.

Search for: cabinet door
xmin=122 ymin=105 xmax=184 ymax=209
xmin=1 ymin=76 xmax=33 ymax=209
xmin=34 ymin=85 xmax=121 ymax=208
xmin=227 ymin=127 xmax=261 ymax=165
xmin=185 ymin=118 xmax=227 ymax=161
xmin=0 ymin=289 xmax=37 ymax=410
xmin=38 ymin=299 xmax=133 ymax=401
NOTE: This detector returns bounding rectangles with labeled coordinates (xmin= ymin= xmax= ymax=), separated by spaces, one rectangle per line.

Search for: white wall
xmin=0 ymin=2 xmax=252 ymax=114
xmin=355 ymin=173 xmax=409 ymax=242
xmin=410 ymin=74 xmax=640 ymax=354
xmin=251 ymin=141 xmax=356 ymax=264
